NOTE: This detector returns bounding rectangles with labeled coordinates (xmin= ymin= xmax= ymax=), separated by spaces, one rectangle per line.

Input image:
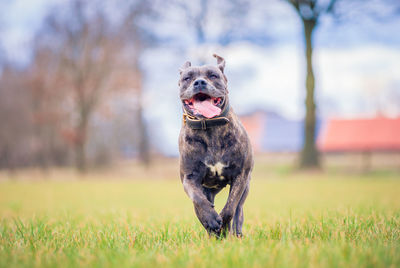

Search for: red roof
xmin=318 ymin=117 xmax=400 ymax=152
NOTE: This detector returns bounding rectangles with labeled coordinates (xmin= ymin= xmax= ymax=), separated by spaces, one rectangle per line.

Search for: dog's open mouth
xmin=184 ymin=93 xmax=223 ymax=118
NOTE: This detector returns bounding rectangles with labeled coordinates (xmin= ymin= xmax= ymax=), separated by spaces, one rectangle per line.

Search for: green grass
xmin=0 ymin=165 xmax=399 ymax=267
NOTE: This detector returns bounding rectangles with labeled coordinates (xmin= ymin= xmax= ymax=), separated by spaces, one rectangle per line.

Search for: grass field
xmin=0 ymin=160 xmax=399 ymax=267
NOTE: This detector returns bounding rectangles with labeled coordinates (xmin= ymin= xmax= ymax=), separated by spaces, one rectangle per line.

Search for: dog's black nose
xmin=193 ymin=79 xmax=207 ymax=92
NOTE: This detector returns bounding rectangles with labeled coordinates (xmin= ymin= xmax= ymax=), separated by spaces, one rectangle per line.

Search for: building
xmin=240 ymin=110 xmax=400 ymax=155
xmin=240 ymin=110 xmax=321 ymax=153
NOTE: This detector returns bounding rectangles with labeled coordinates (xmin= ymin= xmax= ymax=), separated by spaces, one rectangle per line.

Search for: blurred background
xmin=1 ymin=0 xmax=400 ymax=175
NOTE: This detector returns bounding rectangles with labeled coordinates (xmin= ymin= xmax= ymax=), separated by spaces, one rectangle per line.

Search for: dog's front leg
xmin=219 ymin=173 xmax=249 ymax=236
xmin=182 ymin=176 xmax=222 ymax=235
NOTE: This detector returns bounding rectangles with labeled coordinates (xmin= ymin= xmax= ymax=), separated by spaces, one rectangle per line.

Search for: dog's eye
xmin=209 ymin=74 xmax=219 ymax=79
xmin=183 ymin=76 xmax=191 ymax=82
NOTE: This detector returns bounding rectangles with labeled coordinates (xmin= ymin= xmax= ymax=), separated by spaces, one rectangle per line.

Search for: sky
xmin=1 ymin=0 xmax=58 ymax=63
xmin=2 ymin=0 xmax=400 ymax=155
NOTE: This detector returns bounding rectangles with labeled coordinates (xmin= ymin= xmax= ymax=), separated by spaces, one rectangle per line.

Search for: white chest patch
xmin=206 ymin=162 xmax=226 ymax=180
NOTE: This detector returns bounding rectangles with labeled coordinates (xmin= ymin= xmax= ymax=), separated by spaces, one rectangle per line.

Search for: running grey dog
xmin=178 ymin=54 xmax=254 ymax=237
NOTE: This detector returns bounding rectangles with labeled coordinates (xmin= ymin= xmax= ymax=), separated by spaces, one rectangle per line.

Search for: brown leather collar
xmin=182 ymin=102 xmax=230 ymax=130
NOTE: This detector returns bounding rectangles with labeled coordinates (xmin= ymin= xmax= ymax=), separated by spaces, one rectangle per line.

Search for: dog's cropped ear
xmin=179 ymin=61 xmax=191 ymax=74
xmin=213 ymin=54 xmax=225 ymax=73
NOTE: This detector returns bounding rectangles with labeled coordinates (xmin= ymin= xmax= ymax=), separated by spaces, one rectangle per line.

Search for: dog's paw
xmin=220 ymin=209 xmax=233 ymax=225
xmin=235 ymin=232 xmax=243 ymax=238
xmin=204 ymin=210 xmax=222 ymax=235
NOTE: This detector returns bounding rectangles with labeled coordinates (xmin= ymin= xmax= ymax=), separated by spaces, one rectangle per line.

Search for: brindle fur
xmin=178 ymin=54 xmax=253 ymax=237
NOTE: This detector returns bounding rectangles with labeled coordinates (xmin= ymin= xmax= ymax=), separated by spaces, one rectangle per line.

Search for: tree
xmin=27 ymin=46 xmax=70 ymax=169
xmin=160 ymin=0 xmax=255 ymax=62
xmin=286 ymin=0 xmax=337 ymax=169
xmin=35 ymin=0 xmax=149 ymax=172
xmin=0 ymin=66 xmax=32 ymax=170
xmin=46 ymin=2 xmax=117 ymax=172
xmin=120 ymin=1 xmax=153 ymax=166
xmin=286 ymin=0 xmax=400 ymax=169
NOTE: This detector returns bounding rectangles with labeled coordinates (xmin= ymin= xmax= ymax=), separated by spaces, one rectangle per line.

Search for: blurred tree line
xmin=0 ymin=0 xmax=151 ymax=172
xmin=0 ymin=0 xmax=398 ymax=172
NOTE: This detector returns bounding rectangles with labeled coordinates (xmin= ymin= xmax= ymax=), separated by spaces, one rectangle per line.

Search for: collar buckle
xmin=200 ymin=120 xmax=206 ymax=130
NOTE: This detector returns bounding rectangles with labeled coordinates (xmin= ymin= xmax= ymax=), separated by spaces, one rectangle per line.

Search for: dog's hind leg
xmin=232 ymin=183 xmax=250 ymax=237
xmin=220 ymin=173 xmax=249 ymax=237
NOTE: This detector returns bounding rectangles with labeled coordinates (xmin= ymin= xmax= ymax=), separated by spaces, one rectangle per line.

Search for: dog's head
xmin=179 ymin=54 xmax=228 ymax=119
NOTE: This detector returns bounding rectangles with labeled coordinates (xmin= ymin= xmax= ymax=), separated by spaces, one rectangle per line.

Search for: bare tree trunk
xmin=299 ymin=18 xmax=320 ymax=169
xmin=35 ymin=125 xmax=49 ymax=171
xmin=131 ymin=52 xmax=151 ymax=166
xmin=76 ymin=140 xmax=86 ymax=173
xmin=136 ymin=103 xmax=150 ymax=166
xmin=75 ymin=107 xmax=89 ymax=173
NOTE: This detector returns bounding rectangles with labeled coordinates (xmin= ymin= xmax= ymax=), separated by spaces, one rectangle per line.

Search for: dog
xmin=178 ymin=54 xmax=254 ymax=237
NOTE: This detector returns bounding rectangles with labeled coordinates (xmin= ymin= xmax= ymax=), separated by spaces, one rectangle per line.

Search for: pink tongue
xmin=193 ymin=99 xmax=221 ymax=118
